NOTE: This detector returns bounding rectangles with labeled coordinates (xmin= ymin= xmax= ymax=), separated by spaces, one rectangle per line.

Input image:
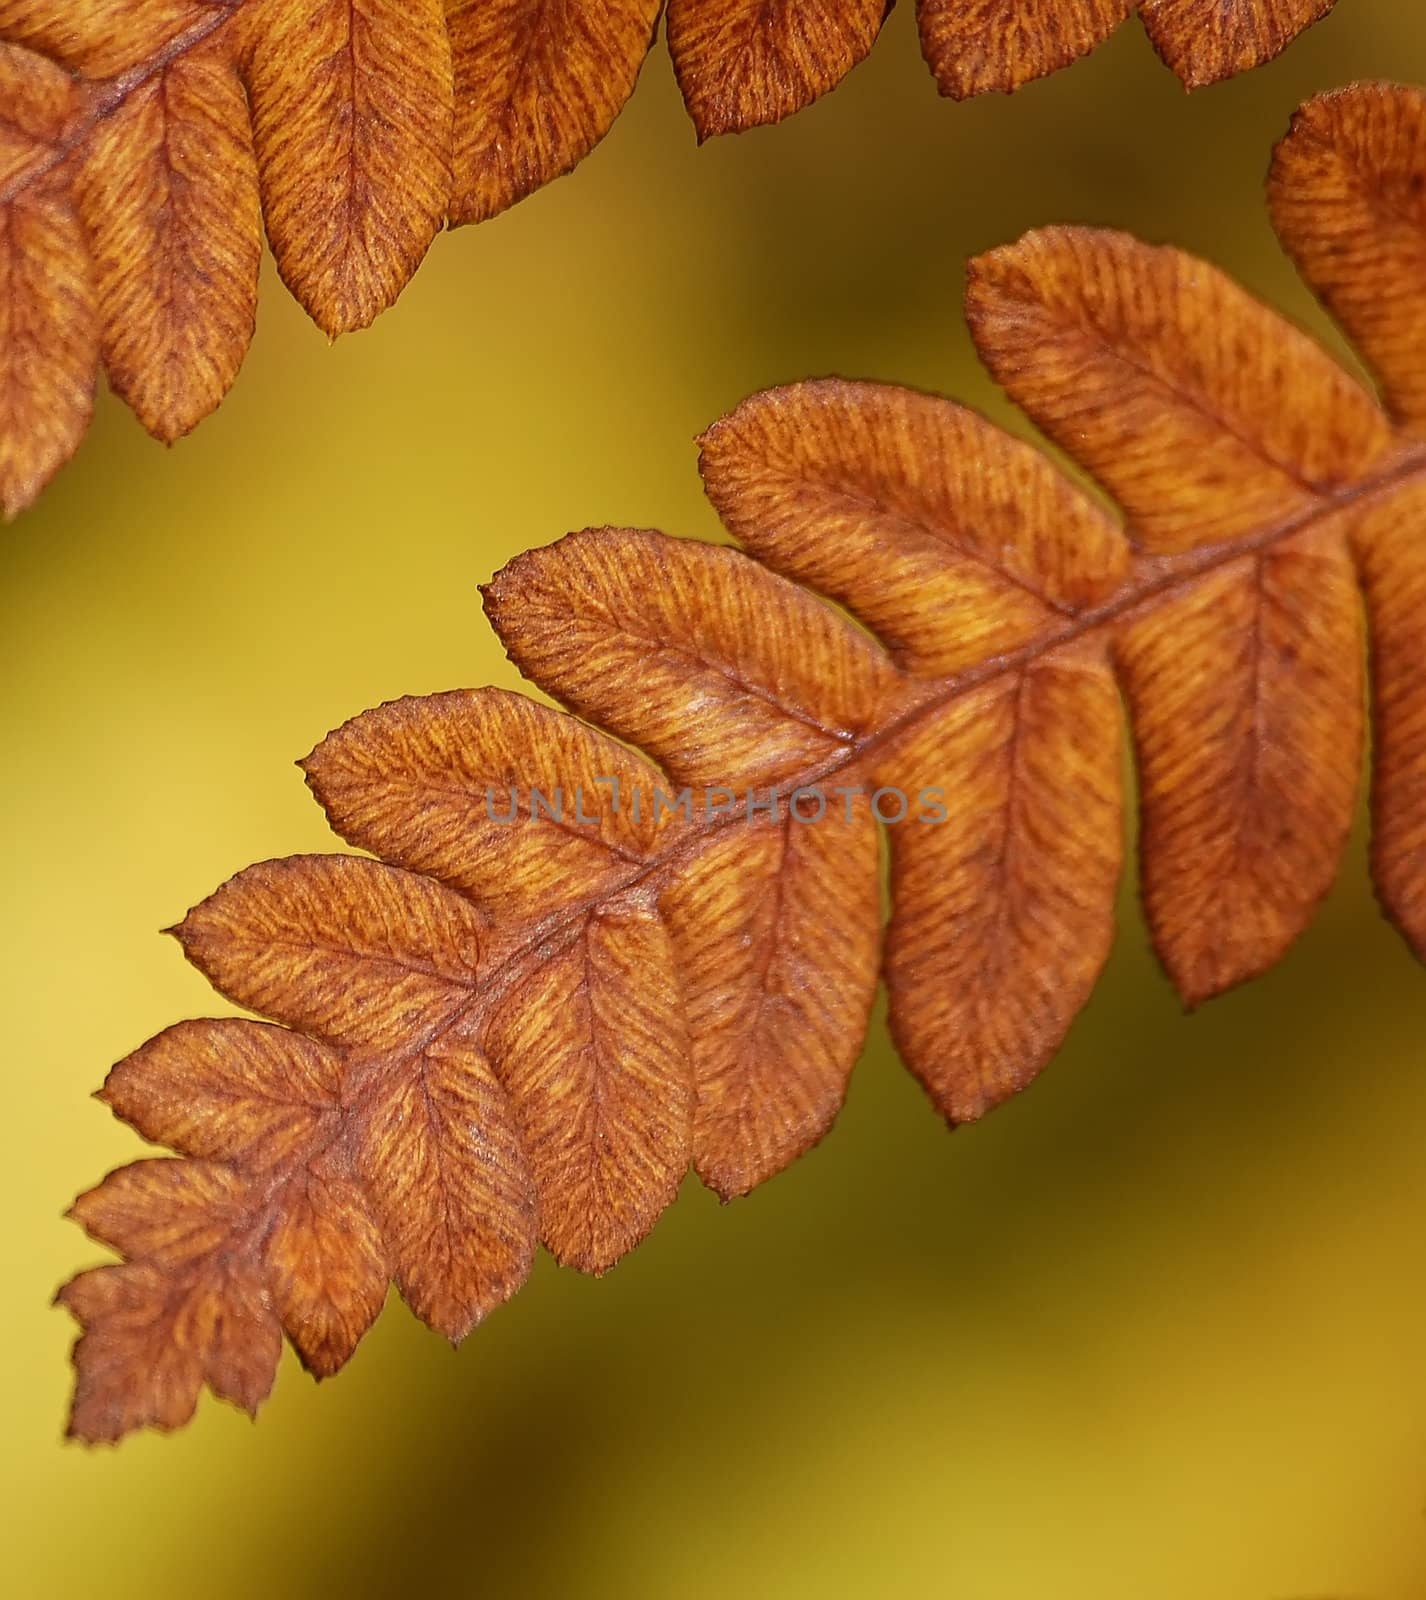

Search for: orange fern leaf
xmin=1 ymin=1 xmax=1348 ymax=515
xmin=0 ymin=0 xmax=668 ymax=515
xmin=0 ymin=0 xmax=453 ymax=516
xmin=678 ymin=0 xmax=1341 ymax=126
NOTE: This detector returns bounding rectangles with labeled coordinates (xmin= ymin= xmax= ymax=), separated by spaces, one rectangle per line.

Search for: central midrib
xmin=462 ymin=440 xmax=1426 ymax=1020
xmin=232 ymin=436 xmax=1426 ymax=1290
xmin=0 ymin=6 xmax=242 ymax=209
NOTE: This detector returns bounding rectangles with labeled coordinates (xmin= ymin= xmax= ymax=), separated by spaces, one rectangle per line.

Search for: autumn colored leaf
xmin=1270 ymin=82 xmax=1426 ymax=430
xmin=61 ymin=81 xmax=1426 ymax=1442
xmin=0 ymin=0 xmax=656 ymax=514
xmin=669 ymin=0 xmax=1342 ymax=127
xmin=0 ymin=39 xmax=97 ymax=518
xmin=667 ymin=0 xmax=890 ymax=140
xmin=71 ymin=37 xmax=260 ymax=442
xmin=1139 ymin=0 xmax=1337 ymax=90
xmin=0 ymin=0 xmax=451 ymax=516
xmin=446 ymin=0 xmax=663 ymax=225
xmin=660 ymin=798 xmax=881 ymax=1196
xmin=240 ymin=0 xmax=454 ymax=339
xmin=2 ymin=0 xmax=1347 ymax=515
xmin=919 ymin=0 xmax=1135 ymax=100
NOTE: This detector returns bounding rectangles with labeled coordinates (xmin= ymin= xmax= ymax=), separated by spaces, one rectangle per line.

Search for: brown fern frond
xmin=673 ymin=0 xmax=1342 ymax=132
xmin=1 ymin=1 xmax=1346 ymax=517
xmin=0 ymin=0 xmax=666 ymax=516
xmin=0 ymin=0 xmax=451 ymax=516
xmin=59 ymin=81 xmax=1426 ymax=1442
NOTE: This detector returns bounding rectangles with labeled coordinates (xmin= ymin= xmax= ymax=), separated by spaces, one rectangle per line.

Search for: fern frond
xmin=1 ymin=0 xmax=1346 ymax=515
xmin=58 ymin=80 xmax=1426 ymax=1443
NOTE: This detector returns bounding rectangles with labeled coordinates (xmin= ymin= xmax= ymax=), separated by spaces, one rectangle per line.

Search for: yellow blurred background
xmin=6 ymin=4 xmax=1426 ymax=1594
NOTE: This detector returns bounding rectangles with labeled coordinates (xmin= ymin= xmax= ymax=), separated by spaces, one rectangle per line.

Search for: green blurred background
xmin=6 ymin=4 xmax=1426 ymax=1593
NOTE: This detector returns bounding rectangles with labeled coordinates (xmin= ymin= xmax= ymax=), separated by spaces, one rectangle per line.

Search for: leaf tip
xmin=62 ymin=1417 xmax=109 ymax=1449
xmin=1162 ymin=950 xmax=1255 ymax=1013
xmin=962 ymin=238 xmax=1023 ymax=323
xmin=1172 ymin=975 xmax=1222 ymax=1013
xmin=1 ymin=478 xmax=42 ymax=523
xmin=297 ymin=720 xmax=347 ymax=788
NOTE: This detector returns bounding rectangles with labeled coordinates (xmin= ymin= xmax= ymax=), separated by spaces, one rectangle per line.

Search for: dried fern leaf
xmin=73 ymin=36 xmax=260 ymax=442
xmin=918 ymin=0 xmax=1135 ymax=100
xmin=238 ymin=0 xmax=454 ymax=338
xmin=1139 ymin=0 xmax=1337 ymax=90
xmin=447 ymin=0 xmax=663 ymax=224
xmin=1 ymin=0 xmax=1347 ymax=514
xmin=0 ymin=0 xmax=660 ymax=512
xmin=667 ymin=0 xmax=890 ymax=139
xmin=60 ymin=81 xmax=1426 ymax=1443
xmin=0 ymin=0 xmax=453 ymax=514
xmin=0 ymin=38 xmax=97 ymax=517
